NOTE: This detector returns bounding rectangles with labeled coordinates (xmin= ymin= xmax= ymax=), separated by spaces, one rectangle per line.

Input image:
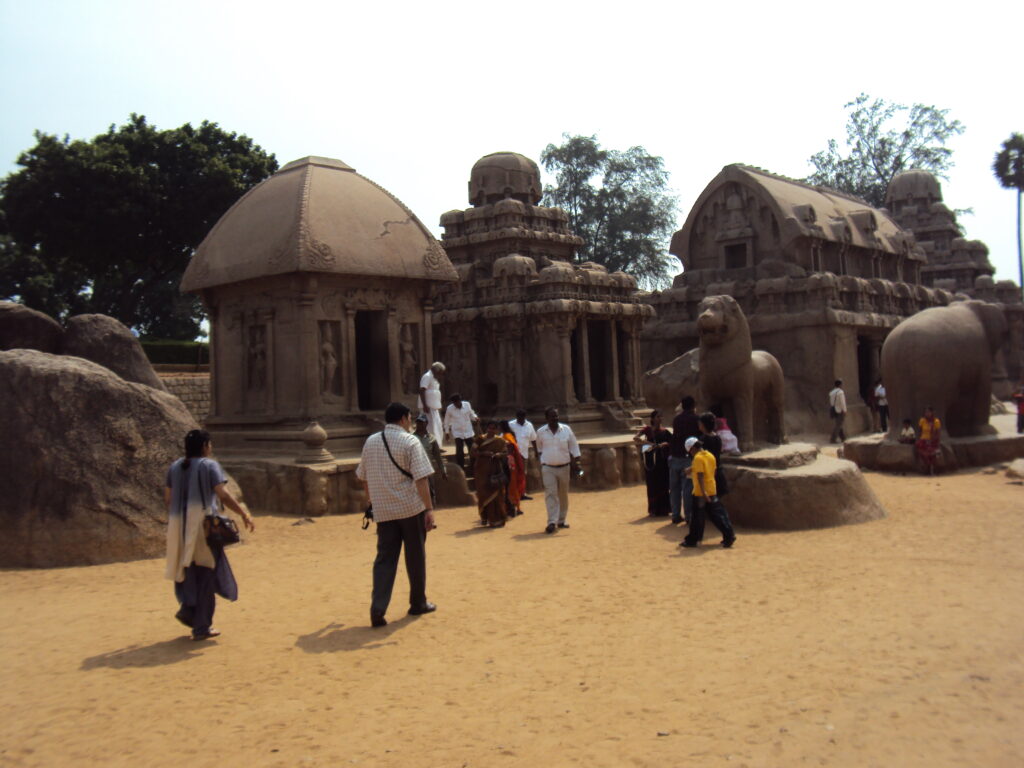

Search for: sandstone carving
xmin=0 ymin=300 xmax=64 ymax=353
xmin=642 ymin=348 xmax=700 ymax=416
xmin=697 ymin=295 xmax=785 ymax=449
xmin=0 ymin=350 xmax=201 ymax=567
xmin=61 ymin=313 xmax=166 ymax=391
xmin=881 ymin=300 xmax=1007 ymax=439
xmin=722 ymin=444 xmax=885 ymax=530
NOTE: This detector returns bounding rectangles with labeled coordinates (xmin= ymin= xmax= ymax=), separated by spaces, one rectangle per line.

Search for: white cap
xmin=684 ymin=437 xmax=701 ymax=452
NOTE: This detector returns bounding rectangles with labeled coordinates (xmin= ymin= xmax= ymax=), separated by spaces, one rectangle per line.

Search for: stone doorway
xmin=856 ymin=334 xmax=875 ymax=404
xmin=355 ymin=310 xmax=391 ymax=411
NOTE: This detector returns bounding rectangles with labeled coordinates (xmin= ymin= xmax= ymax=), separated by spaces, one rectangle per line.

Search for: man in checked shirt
xmin=357 ymin=402 xmax=438 ymax=628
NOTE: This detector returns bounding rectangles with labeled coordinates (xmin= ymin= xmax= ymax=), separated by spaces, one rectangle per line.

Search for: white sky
xmin=2 ymin=0 xmax=1021 ymax=283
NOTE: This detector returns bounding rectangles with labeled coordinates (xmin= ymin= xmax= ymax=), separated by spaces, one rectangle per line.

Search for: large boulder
xmin=60 ymin=314 xmax=166 ymax=390
xmin=642 ymin=348 xmax=699 ymax=416
xmin=0 ymin=349 xmax=196 ymax=567
xmin=0 ymin=301 xmax=63 ymax=353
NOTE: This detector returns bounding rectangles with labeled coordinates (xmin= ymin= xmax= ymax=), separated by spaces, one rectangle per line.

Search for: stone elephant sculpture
xmin=881 ymin=300 xmax=1007 ymax=439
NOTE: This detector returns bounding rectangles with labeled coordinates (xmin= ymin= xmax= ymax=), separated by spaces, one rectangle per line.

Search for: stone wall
xmin=160 ymin=373 xmax=210 ymax=422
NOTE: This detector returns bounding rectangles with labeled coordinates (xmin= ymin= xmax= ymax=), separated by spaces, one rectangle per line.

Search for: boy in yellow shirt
xmin=680 ymin=437 xmax=736 ymax=549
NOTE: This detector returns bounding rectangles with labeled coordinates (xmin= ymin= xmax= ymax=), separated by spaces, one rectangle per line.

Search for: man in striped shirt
xmin=357 ymin=402 xmax=437 ymax=627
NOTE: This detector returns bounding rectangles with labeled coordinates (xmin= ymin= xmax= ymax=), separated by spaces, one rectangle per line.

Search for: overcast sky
xmin=2 ymin=0 xmax=1021 ymax=283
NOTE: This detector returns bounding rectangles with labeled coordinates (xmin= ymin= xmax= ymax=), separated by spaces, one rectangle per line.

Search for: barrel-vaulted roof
xmin=182 ymin=156 xmax=457 ymax=292
xmin=671 ymin=164 xmax=922 ymax=262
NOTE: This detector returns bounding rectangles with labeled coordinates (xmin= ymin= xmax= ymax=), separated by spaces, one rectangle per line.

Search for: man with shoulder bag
xmin=356 ymin=402 xmax=437 ymax=628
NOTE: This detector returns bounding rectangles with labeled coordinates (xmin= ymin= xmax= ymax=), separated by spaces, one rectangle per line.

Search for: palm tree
xmin=993 ymin=133 xmax=1024 ymax=300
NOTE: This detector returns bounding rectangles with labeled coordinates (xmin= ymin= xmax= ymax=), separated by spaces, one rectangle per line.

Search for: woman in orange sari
xmin=471 ymin=420 xmax=509 ymax=527
xmin=501 ymin=420 xmax=526 ymax=517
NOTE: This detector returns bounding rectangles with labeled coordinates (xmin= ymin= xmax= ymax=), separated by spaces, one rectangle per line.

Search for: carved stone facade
xmin=434 ymin=152 xmax=654 ymax=430
xmin=642 ymin=165 xmax=963 ymax=435
xmin=181 ymin=156 xmax=458 ymax=456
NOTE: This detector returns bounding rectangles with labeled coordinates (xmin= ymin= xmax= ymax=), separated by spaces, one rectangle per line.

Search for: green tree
xmin=993 ymin=132 xmax=1024 ymax=298
xmin=541 ymin=134 xmax=678 ymax=288
xmin=0 ymin=114 xmax=278 ymax=338
xmin=806 ymin=94 xmax=965 ymax=208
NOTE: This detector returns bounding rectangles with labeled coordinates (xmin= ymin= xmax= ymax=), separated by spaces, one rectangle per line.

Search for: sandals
xmin=191 ymin=629 xmax=222 ymax=641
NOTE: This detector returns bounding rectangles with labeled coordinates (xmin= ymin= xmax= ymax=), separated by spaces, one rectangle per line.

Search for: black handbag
xmin=204 ymin=514 xmax=240 ymax=546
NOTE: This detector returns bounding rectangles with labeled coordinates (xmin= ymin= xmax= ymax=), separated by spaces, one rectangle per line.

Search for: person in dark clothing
xmin=668 ymin=396 xmax=701 ymax=525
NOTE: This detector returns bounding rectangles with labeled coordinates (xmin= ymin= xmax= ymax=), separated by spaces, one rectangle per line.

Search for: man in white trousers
xmin=534 ymin=407 xmax=581 ymax=534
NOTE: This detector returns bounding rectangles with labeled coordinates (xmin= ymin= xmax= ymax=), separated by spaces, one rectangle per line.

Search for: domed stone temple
xmin=433 ymin=152 xmax=655 ymax=430
xmin=182 ymin=156 xmax=458 ymax=456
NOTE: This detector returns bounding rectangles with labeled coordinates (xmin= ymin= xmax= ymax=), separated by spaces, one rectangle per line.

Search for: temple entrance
xmin=570 ymin=327 xmax=585 ymax=403
xmin=617 ymin=325 xmax=632 ymax=399
xmin=588 ymin=320 xmax=610 ymax=401
xmin=856 ymin=335 xmax=874 ymax=405
xmin=355 ymin=310 xmax=391 ymax=410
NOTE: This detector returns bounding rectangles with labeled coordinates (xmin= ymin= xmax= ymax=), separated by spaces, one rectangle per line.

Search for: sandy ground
xmin=2 ymin=455 xmax=1023 ymax=767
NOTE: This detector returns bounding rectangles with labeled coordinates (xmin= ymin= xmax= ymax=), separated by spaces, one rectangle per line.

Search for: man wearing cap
xmin=679 ymin=436 xmax=736 ymax=549
xmin=414 ymin=413 xmax=446 ymax=506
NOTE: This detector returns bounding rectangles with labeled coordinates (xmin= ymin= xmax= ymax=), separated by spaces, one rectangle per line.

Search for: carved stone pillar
xmin=558 ymin=319 xmax=576 ymax=406
xmin=423 ymin=300 xmax=434 ymax=367
xmin=261 ymin=308 xmax=276 ymax=414
xmin=345 ymin=306 xmax=358 ymax=413
xmin=578 ymin=316 xmax=592 ymax=402
xmin=609 ymin=320 xmax=621 ymax=400
xmin=297 ymin=275 xmax=318 ymax=419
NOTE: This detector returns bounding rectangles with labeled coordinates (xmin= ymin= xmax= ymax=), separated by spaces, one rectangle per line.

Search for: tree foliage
xmin=993 ymin=132 xmax=1024 ymax=296
xmin=0 ymin=114 xmax=278 ymax=338
xmin=541 ymin=134 xmax=678 ymax=289
xmin=806 ymin=94 xmax=965 ymax=208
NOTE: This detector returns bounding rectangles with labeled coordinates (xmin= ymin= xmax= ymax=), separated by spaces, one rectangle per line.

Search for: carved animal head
xmin=696 ymin=295 xmax=749 ymax=348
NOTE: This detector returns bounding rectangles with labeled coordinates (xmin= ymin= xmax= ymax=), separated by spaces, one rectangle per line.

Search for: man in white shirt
xmin=873 ymin=379 xmax=888 ymax=433
xmin=418 ymin=361 xmax=445 ymax=447
xmin=443 ymin=393 xmax=478 ymax=474
xmin=508 ymin=409 xmax=537 ymax=500
xmin=828 ymin=379 xmax=847 ymax=443
xmin=356 ymin=402 xmax=437 ymax=628
xmin=534 ymin=407 xmax=581 ymax=534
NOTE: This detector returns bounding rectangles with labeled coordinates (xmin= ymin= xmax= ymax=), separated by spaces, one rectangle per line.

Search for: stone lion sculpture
xmin=881 ymin=300 xmax=1007 ymax=439
xmin=697 ymin=295 xmax=785 ymax=450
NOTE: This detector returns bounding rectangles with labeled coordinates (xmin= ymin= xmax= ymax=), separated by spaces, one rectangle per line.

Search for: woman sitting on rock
xmin=165 ymin=429 xmax=254 ymax=641
xmin=915 ymin=407 xmax=942 ymax=475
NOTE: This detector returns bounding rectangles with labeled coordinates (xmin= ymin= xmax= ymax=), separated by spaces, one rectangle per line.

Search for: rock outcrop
xmin=60 ymin=314 xmax=166 ymax=391
xmin=0 ymin=350 xmax=196 ymax=567
xmin=0 ymin=301 xmax=63 ymax=353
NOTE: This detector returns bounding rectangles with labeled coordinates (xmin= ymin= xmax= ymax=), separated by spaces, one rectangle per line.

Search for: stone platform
xmin=720 ymin=443 xmax=886 ymax=530
xmin=842 ymin=432 xmax=1024 ymax=473
xmin=219 ymin=432 xmax=647 ymax=517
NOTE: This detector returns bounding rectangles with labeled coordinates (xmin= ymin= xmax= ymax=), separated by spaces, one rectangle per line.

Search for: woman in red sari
xmin=916 ymin=406 xmax=942 ymax=475
xmin=501 ymin=420 xmax=526 ymax=517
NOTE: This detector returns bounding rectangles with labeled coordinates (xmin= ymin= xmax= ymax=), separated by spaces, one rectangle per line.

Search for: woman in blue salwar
xmin=165 ymin=430 xmax=254 ymax=641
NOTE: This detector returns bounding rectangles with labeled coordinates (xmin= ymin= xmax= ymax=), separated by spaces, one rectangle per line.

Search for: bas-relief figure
xmin=881 ymin=300 xmax=1007 ymax=439
xmin=319 ymin=322 xmax=338 ymax=395
xmin=399 ymin=323 xmax=419 ymax=395
xmin=247 ymin=325 xmax=266 ymax=391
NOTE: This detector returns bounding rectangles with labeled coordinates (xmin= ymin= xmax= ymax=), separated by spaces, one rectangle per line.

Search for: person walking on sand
xmin=829 ymin=380 xmax=847 ymax=443
xmin=471 ymin=420 xmax=510 ymax=527
xmin=535 ymin=407 xmax=581 ymax=534
xmin=357 ymin=402 xmax=437 ymax=628
xmin=508 ymin=409 xmax=537 ymax=500
xmin=165 ymin=429 xmax=255 ymax=641
xmin=679 ymin=437 xmax=736 ymax=549
xmin=668 ymin=396 xmax=701 ymax=525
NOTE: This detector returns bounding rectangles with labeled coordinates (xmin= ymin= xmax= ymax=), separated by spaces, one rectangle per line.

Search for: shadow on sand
xmin=81 ymin=636 xmax=204 ymax=670
xmin=296 ymin=616 xmax=421 ymax=653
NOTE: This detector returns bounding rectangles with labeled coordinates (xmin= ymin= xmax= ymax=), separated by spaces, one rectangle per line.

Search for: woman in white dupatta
xmin=165 ymin=430 xmax=254 ymax=641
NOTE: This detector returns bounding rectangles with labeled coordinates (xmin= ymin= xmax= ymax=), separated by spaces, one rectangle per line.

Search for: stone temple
xmin=641 ymin=164 xmax=971 ymax=434
xmin=433 ymin=152 xmax=655 ymax=432
xmin=181 ymin=156 xmax=458 ymax=456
